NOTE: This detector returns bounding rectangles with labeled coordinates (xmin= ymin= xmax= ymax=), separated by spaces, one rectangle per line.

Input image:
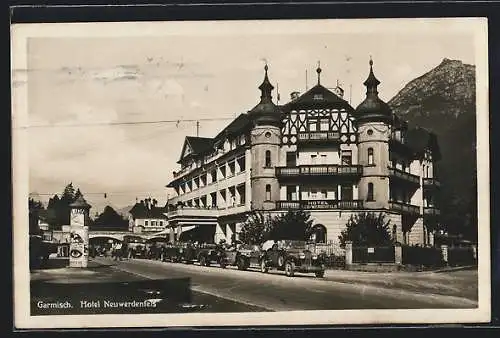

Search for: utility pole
xmin=349 ymin=84 xmax=352 ymax=105
xmin=196 ymin=120 xmax=200 ymax=137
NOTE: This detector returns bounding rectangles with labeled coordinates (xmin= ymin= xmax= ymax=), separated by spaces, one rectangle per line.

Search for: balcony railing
xmin=276 ymin=199 xmax=363 ymax=210
xmin=388 ymin=167 xmax=420 ymax=185
xmin=297 ymin=132 xmax=341 ymax=142
xmin=422 ymin=177 xmax=441 ymax=188
xmin=388 ymin=201 xmax=420 ymax=215
xmin=276 ymin=164 xmax=363 ymax=177
xmin=423 ymin=206 xmax=441 ymax=216
xmin=167 ymin=207 xmax=219 ymax=218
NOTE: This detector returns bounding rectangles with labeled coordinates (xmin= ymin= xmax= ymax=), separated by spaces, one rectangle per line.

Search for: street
xmin=93 ymin=256 xmax=478 ymax=311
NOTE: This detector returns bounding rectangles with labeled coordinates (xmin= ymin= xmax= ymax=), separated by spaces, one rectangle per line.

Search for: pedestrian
xmin=115 ymin=241 xmax=123 ymax=261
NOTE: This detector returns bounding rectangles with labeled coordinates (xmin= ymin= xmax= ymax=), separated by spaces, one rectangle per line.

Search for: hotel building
xmin=166 ymin=60 xmax=441 ymax=247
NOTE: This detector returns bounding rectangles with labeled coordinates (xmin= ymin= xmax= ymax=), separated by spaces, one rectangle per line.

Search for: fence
xmin=401 ymin=245 xmax=444 ymax=267
xmin=352 ymin=246 xmax=395 ymax=264
xmin=306 ymin=241 xmax=346 ymax=269
xmin=447 ymin=246 xmax=477 ymax=266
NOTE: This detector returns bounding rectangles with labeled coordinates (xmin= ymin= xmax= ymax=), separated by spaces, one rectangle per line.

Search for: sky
xmin=16 ymin=19 xmax=478 ymax=215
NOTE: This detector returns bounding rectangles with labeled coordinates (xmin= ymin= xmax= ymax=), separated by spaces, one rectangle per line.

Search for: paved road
xmin=94 ymin=257 xmax=478 ymax=311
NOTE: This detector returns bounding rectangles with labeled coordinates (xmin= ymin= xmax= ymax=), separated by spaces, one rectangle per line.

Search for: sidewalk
xmin=323 ymin=267 xmax=478 ymax=301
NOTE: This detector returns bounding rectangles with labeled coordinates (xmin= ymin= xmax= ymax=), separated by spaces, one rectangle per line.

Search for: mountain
xmin=388 ymin=58 xmax=477 ymax=240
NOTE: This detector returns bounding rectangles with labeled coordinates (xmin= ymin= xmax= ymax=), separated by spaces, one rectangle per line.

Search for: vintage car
xmin=195 ymin=243 xmax=227 ymax=267
xmin=223 ymin=243 xmax=265 ymax=270
xmin=178 ymin=242 xmax=198 ymax=264
xmin=161 ymin=242 xmax=183 ymax=263
xmin=29 ymin=235 xmax=58 ymax=269
xmin=260 ymin=240 xmax=325 ymax=278
xmin=124 ymin=236 xmax=147 ymax=258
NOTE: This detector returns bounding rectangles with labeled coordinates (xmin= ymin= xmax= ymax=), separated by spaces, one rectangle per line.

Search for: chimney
xmin=290 ymin=91 xmax=300 ymax=101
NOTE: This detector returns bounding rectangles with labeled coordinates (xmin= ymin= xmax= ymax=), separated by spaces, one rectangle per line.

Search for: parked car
xmin=196 ymin=243 xmax=227 ymax=267
xmin=260 ymin=240 xmax=326 ymax=278
xmin=178 ymin=242 xmax=198 ymax=264
xmin=124 ymin=236 xmax=147 ymax=258
xmin=161 ymin=242 xmax=183 ymax=263
xmin=223 ymin=243 xmax=265 ymax=270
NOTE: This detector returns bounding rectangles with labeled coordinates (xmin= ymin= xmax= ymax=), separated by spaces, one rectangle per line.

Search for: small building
xmin=128 ymin=199 xmax=168 ymax=234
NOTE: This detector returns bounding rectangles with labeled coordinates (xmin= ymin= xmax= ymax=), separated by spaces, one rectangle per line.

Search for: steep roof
xmin=69 ymin=195 xmax=91 ymax=209
xmin=281 ymin=84 xmax=354 ymax=112
xmin=177 ymin=136 xmax=214 ymax=164
xmin=129 ymin=203 xmax=167 ymax=219
xmin=214 ymin=114 xmax=252 ymax=140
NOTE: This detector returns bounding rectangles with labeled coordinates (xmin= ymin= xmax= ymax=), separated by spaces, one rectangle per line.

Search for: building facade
xmin=166 ymin=60 xmax=441 ymax=246
xmin=128 ymin=199 xmax=168 ymax=234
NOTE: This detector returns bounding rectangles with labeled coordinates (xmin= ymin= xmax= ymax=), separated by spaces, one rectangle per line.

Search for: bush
xmin=339 ymin=212 xmax=393 ymax=248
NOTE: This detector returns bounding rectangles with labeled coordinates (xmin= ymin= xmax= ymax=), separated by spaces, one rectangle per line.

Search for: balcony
xmin=297 ymin=131 xmax=341 ymax=143
xmin=388 ymin=201 xmax=420 ymax=215
xmin=276 ymin=164 xmax=363 ymax=178
xmin=422 ymin=177 xmax=441 ymax=189
xmin=388 ymin=167 xmax=420 ymax=186
xmin=276 ymin=199 xmax=364 ymax=210
xmin=167 ymin=207 xmax=219 ymax=218
xmin=423 ymin=206 xmax=441 ymax=217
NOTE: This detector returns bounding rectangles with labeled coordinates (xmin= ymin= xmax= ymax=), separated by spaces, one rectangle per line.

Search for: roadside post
xmin=68 ymin=195 xmax=92 ymax=268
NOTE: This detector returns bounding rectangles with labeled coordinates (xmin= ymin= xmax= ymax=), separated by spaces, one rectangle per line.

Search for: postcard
xmin=11 ymin=17 xmax=490 ymax=329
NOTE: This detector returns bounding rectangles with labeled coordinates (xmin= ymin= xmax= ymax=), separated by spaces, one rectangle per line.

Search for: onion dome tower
xmin=355 ymin=58 xmax=392 ymax=209
xmin=248 ymin=64 xmax=282 ymax=210
xmin=354 ymin=58 xmax=393 ymax=124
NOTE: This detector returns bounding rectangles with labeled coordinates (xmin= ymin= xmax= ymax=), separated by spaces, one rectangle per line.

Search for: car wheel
xmin=285 ymin=261 xmax=295 ymax=277
xmin=219 ymin=259 xmax=226 ymax=269
xmin=260 ymin=259 xmax=269 ymax=273
xmin=315 ymin=270 xmax=325 ymax=278
xmin=199 ymin=256 xmax=206 ymax=266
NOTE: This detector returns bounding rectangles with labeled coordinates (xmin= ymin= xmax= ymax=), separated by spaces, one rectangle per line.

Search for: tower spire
xmin=258 ymin=63 xmax=274 ymax=102
xmin=363 ymin=56 xmax=380 ymax=96
xmin=316 ymin=61 xmax=322 ymax=85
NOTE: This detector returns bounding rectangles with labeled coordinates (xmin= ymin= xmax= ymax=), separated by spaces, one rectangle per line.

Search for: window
xmin=310 ymin=189 xmax=317 ymax=199
xmin=286 ymin=152 xmax=296 ymax=167
xmin=265 ymin=185 xmax=271 ymax=201
xmin=320 ymin=190 xmax=327 ymax=199
xmin=341 ymin=150 xmax=352 ymax=165
xmin=368 ymin=148 xmax=374 ymax=165
xmin=320 ymin=154 xmax=327 ymax=164
xmin=341 ymin=185 xmax=353 ymax=200
xmin=367 ymin=183 xmax=374 ymax=201
xmin=313 ymin=93 xmax=323 ymax=100
xmin=320 ymin=119 xmax=329 ymax=131
xmin=151 ymin=221 xmax=157 ymax=226
xmin=311 ymin=154 xmax=317 ymax=164
xmin=308 ymin=120 xmax=318 ymax=132
xmin=265 ymin=150 xmax=272 ymax=167
xmin=160 ymin=221 xmax=163 ymax=226
xmin=145 ymin=221 xmax=148 ymax=226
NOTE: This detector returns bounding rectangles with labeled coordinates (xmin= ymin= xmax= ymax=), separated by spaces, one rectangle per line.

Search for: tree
xmin=338 ymin=212 xmax=392 ymax=248
xmin=29 ymin=198 xmax=44 ymax=235
xmin=239 ymin=211 xmax=273 ymax=245
xmin=269 ymin=209 xmax=314 ymax=241
xmin=91 ymin=206 xmax=129 ymax=231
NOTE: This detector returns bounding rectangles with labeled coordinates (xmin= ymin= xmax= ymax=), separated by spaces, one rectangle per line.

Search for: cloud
xmin=89 ymin=65 xmax=142 ymax=83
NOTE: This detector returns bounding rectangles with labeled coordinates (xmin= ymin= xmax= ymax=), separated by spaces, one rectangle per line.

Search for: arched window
xmin=265 ymin=150 xmax=272 ymax=167
xmin=265 ymin=184 xmax=271 ymax=200
xmin=311 ymin=224 xmax=327 ymax=243
xmin=367 ymin=183 xmax=374 ymax=201
xmin=368 ymin=148 xmax=374 ymax=165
